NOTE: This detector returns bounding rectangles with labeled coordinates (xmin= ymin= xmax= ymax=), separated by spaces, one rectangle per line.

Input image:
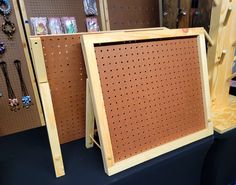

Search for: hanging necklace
xmin=0 ymin=0 xmax=15 ymax=39
xmin=14 ymin=60 xmax=32 ymax=108
xmin=0 ymin=61 xmax=19 ymax=111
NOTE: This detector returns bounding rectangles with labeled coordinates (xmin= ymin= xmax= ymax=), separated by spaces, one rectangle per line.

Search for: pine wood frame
xmin=29 ymin=38 xmax=65 ymax=178
xmin=81 ymin=28 xmax=213 ymax=176
xmin=207 ymin=0 xmax=236 ymax=134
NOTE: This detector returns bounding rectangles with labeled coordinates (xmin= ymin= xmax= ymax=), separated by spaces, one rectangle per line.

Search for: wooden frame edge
xmin=18 ymin=0 xmax=32 ymax=44
xmin=214 ymin=125 xmax=236 ymax=134
xmin=86 ymin=79 xmax=95 ymax=148
xmin=81 ymin=36 xmax=115 ymax=173
xmin=81 ymin=27 xmax=205 ymax=44
xmin=197 ymin=34 xmax=212 ymax=125
xmin=30 ymin=38 xmax=65 ymax=178
xmin=29 ymin=38 xmax=48 ymax=83
xmin=107 ymin=127 xmax=213 ymax=176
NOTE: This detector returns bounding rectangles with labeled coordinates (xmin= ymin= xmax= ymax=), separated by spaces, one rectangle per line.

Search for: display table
xmin=201 ymin=129 xmax=236 ymax=185
xmin=0 ymin=127 xmax=213 ymax=185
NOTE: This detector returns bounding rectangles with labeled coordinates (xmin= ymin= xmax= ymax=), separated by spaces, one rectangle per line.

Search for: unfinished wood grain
xmin=208 ymin=0 xmax=236 ymax=133
xmin=29 ymin=38 xmax=48 ymax=83
xmin=82 ymin=27 xmax=205 ymax=44
xmin=86 ymin=79 xmax=95 ymax=148
xmin=197 ymin=34 xmax=212 ymax=125
xmin=81 ymin=38 xmax=115 ymax=173
xmin=213 ymin=95 xmax=236 ymax=134
xmin=39 ymin=83 xmax=65 ymax=177
xmin=30 ymin=38 xmax=65 ymax=177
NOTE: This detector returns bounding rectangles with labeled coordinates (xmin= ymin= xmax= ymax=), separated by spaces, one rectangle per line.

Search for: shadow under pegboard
xmin=20 ymin=0 xmax=102 ymax=34
xmin=0 ymin=0 xmax=41 ymax=136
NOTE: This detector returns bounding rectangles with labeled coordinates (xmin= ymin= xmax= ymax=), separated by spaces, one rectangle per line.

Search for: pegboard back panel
xmin=94 ymin=37 xmax=206 ymax=162
xmin=22 ymin=0 xmax=101 ymax=34
xmin=0 ymin=0 xmax=41 ymax=136
xmin=41 ymin=35 xmax=87 ymax=144
xmin=107 ymin=0 xmax=160 ymax=30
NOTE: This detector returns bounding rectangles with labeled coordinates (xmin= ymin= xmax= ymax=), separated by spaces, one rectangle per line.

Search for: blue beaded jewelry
xmin=0 ymin=42 xmax=6 ymax=55
xmin=14 ymin=60 xmax=32 ymax=109
xmin=0 ymin=0 xmax=11 ymax=16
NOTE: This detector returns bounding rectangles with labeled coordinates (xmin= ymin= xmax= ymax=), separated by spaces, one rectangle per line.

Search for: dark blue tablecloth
xmin=0 ymin=127 xmax=213 ymax=185
xmin=201 ymin=129 xmax=236 ymax=185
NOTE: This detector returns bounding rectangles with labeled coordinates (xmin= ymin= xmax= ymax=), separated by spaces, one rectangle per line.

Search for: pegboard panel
xmin=107 ymin=0 xmax=160 ymax=30
xmin=95 ymin=37 xmax=206 ymax=162
xmin=0 ymin=0 xmax=41 ymax=136
xmin=22 ymin=0 xmax=101 ymax=34
xmin=41 ymin=35 xmax=87 ymax=144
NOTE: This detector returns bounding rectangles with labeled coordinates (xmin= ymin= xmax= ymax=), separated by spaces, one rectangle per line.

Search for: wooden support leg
xmin=86 ymin=79 xmax=95 ymax=148
xmin=30 ymin=38 xmax=65 ymax=177
xmin=39 ymin=83 xmax=65 ymax=177
xmin=204 ymin=30 xmax=214 ymax=47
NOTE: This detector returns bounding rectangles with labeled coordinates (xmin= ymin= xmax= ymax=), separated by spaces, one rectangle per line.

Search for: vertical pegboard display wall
xmin=95 ymin=37 xmax=206 ymax=162
xmin=0 ymin=0 xmax=41 ymax=136
xmin=106 ymin=0 xmax=160 ymax=30
xmin=22 ymin=0 xmax=101 ymax=34
xmin=41 ymin=35 xmax=87 ymax=144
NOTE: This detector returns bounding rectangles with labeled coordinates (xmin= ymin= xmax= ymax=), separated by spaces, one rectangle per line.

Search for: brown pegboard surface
xmin=95 ymin=37 xmax=206 ymax=162
xmin=0 ymin=0 xmax=41 ymax=136
xmin=107 ymin=0 xmax=160 ymax=30
xmin=23 ymin=0 xmax=101 ymax=34
xmin=41 ymin=35 xmax=87 ymax=144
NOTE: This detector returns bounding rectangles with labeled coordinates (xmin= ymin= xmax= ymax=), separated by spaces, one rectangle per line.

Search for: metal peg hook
xmin=179 ymin=9 xmax=187 ymax=16
xmin=163 ymin=11 xmax=168 ymax=16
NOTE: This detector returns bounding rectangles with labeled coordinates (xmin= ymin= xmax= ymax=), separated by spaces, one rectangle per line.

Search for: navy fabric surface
xmin=0 ymin=127 xmax=213 ymax=185
xmin=201 ymin=129 xmax=236 ymax=185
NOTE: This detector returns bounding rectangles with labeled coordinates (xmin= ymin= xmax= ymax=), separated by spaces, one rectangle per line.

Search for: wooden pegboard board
xmin=105 ymin=0 xmax=160 ymax=30
xmin=40 ymin=35 xmax=87 ymax=144
xmin=81 ymin=28 xmax=213 ymax=175
xmin=19 ymin=0 xmax=102 ymax=34
xmin=0 ymin=0 xmax=42 ymax=136
xmin=95 ymin=37 xmax=206 ymax=162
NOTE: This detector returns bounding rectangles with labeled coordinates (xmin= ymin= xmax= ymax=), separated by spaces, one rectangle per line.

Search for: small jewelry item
xmin=0 ymin=61 xmax=20 ymax=111
xmin=14 ymin=60 xmax=32 ymax=108
xmin=0 ymin=41 xmax=6 ymax=55
xmin=0 ymin=0 xmax=11 ymax=16
xmin=2 ymin=15 xmax=15 ymax=39
xmin=0 ymin=0 xmax=15 ymax=39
